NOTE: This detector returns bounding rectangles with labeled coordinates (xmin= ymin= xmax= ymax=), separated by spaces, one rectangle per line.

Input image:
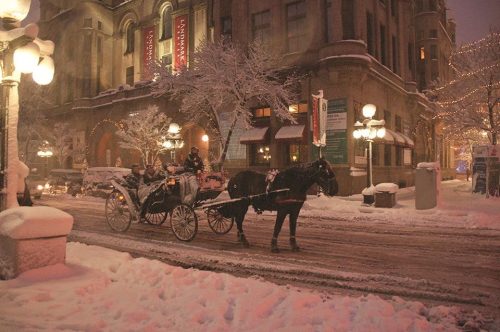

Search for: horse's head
xmin=311 ymin=157 xmax=338 ymax=196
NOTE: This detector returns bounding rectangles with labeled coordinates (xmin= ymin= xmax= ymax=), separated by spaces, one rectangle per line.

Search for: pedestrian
xmin=143 ymin=164 xmax=162 ymax=184
xmin=184 ymin=146 xmax=204 ymax=174
xmin=125 ymin=164 xmax=142 ymax=189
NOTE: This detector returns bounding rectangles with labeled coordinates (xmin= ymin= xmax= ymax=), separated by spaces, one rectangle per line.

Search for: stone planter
xmin=0 ymin=206 xmax=73 ymax=280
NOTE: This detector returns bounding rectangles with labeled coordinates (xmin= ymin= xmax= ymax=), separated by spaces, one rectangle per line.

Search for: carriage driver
xmin=184 ymin=146 xmax=204 ymax=174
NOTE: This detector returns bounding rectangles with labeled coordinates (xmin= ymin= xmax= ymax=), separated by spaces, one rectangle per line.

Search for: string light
xmin=436 ymin=81 xmax=500 ymax=106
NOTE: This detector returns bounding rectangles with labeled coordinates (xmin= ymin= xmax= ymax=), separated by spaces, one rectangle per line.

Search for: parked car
xmin=83 ymin=167 xmax=131 ymax=197
xmin=26 ymin=172 xmax=48 ymax=199
xmin=46 ymin=169 xmax=84 ymax=196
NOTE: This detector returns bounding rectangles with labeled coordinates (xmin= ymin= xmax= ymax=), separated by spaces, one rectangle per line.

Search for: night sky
xmin=21 ymin=0 xmax=500 ymax=45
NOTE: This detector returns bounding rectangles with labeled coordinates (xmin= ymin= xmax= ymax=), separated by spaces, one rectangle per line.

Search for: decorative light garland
xmin=436 ymin=81 xmax=500 ymax=106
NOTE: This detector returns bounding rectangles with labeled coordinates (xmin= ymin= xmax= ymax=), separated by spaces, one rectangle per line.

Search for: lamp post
xmin=162 ymin=122 xmax=184 ymax=163
xmin=1 ymin=1 xmax=55 ymax=210
xmin=352 ymin=104 xmax=386 ymax=205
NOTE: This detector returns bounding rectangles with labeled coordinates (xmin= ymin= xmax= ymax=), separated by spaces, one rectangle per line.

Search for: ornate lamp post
xmin=352 ymin=104 xmax=386 ymax=205
xmin=1 ymin=1 xmax=55 ymax=210
xmin=162 ymin=122 xmax=184 ymax=163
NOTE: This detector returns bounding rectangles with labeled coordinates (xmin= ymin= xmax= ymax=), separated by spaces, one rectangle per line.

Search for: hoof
xmin=238 ymin=233 xmax=250 ymax=248
xmin=271 ymin=238 xmax=279 ymax=253
xmin=290 ymin=238 xmax=300 ymax=252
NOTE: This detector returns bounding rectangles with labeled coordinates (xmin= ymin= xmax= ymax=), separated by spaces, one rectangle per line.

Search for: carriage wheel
xmin=170 ymin=204 xmax=198 ymax=242
xmin=105 ymin=190 xmax=132 ymax=232
xmin=207 ymin=208 xmax=234 ymax=235
xmin=143 ymin=199 xmax=168 ymax=226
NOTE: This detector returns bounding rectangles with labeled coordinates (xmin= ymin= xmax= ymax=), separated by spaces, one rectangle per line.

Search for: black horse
xmin=227 ymin=158 xmax=338 ymax=252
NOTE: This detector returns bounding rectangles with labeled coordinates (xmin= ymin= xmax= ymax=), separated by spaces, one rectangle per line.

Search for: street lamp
xmin=162 ymin=122 xmax=184 ymax=163
xmin=1 ymin=1 xmax=55 ymax=210
xmin=352 ymin=104 xmax=386 ymax=205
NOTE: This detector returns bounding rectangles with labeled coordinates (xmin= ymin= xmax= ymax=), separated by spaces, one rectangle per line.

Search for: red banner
xmin=312 ymin=96 xmax=320 ymax=145
xmin=142 ymin=26 xmax=155 ymax=80
xmin=174 ymin=14 xmax=189 ymax=69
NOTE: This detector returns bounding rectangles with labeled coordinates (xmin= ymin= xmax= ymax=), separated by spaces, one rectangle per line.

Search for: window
xmin=380 ymin=24 xmax=387 ymax=65
xmin=429 ymin=29 xmax=438 ymax=38
xmin=391 ymin=0 xmax=397 ymax=17
xmin=420 ymin=46 xmax=425 ymax=60
xmin=325 ymin=0 xmax=333 ymax=42
xmin=384 ymin=145 xmax=392 ymax=166
xmin=83 ymin=18 xmax=92 ymax=28
xmin=160 ymin=6 xmax=173 ymax=40
xmin=429 ymin=0 xmax=437 ymax=11
xmin=288 ymin=144 xmax=307 ymax=164
xmin=288 ymin=103 xmax=308 ymax=114
xmin=98 ymin=21 xmax=102 ymax=30
xmin=125 ymin=22 xmax=135 ymax=54
xmin=286 ymin=1 xmax=307 ymax=53
xmin=252 ymin=10 xmax=271 ymax=45
xmin=372 ymin=144 xmax=380 ymax=166
xmin=253 ymin=107 xmax=271 ymax=118
xmin=430 ymin=44 xmax=437 ymax=60
xmin=417 ymin=30 xmax=424 ymax=40
xmin=251 ymin=145 xmax=271 ymax=166
xmin=96 ymin=65 xmax=101 ymax=94
xmin=396 ymin=146 xmax=403 ymax=166
xmin=221 ymin=16 xmax=232 ymax=38
xmin=342 ymin=0 xmax=355 ymax=39
xmin=392 ymin=35 xmax=398 ymax=73
xmin=366 ymin=12 xmax=375 ymax=56
xmin=384 ymin=110 xmax=392 ymax=129
xmin=416 ymin=0 xmax=424 ymax=13
xmin=97 ymin=36 xmax=102 ymax=53
xmin=126 ymin=66 xmax=134 ymax=86
xmin=431 ymin=65 xmax=439 ymax=81
xmin=408 ymin=43 xmax=414 ymax=71
xmin=395 ymin=115 xmax=402 ymax=132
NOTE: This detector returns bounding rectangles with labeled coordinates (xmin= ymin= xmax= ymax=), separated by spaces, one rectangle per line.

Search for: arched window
xmin=125 ymin=21 xmax=135 ymax=54
xmin=160 ymin=5 xmax=173 ymax=40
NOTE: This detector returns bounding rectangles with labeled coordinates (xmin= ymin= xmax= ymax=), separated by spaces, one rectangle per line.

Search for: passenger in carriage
xmin=124 ymin=164 xmax=142 ymax=189
xmin=143 ymin=164 xmax=163 ymax=185
xmin=184 ymin=146 xmax=204 ymax=174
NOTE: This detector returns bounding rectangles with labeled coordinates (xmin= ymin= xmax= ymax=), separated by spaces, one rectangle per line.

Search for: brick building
xmin=34 ymin=0 xmax=456 ymax=195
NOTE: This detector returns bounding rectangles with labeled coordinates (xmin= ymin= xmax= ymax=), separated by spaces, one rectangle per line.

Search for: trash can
xmin=375 ymin=183 xmax=398 ymax=208
xmin=415 ymin=162 xmax=440 ymax=210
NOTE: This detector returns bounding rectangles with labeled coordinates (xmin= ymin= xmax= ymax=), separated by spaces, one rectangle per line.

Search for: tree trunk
xmin=218 ymin=112 xmax=240 ymax=167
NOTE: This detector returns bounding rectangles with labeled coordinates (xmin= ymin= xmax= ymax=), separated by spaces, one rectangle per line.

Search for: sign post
xmin=312 ymin=90 xmax=326 ymax=157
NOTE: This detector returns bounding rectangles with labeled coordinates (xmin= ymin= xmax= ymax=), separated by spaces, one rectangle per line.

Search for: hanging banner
xmin=312 ymin=90 xmax=326 ymax=146
xmin=142 ymin=26 xmax=155 ymax=80
xmin=174 ymin=14 xmax=189 ymax=69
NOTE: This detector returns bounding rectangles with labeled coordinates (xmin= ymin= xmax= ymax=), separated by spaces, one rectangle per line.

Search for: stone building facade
xmin=35 ymin=0 xmax=456 ymax=195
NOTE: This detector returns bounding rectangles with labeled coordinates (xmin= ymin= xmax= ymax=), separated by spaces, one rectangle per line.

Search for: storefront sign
xmin=321 ymin=98 xmax=348 ymax=164
xmin=142 ymin=26 xmax=155 ymax=80
xmin=174 ymin=14 xmax=189 ymax=69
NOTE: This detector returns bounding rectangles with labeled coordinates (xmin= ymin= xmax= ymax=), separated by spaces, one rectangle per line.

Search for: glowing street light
xmin=1 ymin=1 xmax=56 ymax=210
xmin=352 ymin=104 xmax=386 ymax=205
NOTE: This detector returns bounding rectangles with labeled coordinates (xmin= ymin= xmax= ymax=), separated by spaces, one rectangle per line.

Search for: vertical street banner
xmin=142 ymin=26 xmax=155 ymax=80
xmin=174 ymin=14 xmax=189 ymax=69
xmin=325 ymin=98 xmax=348 ymax=164
xmin=312 ymin=91 xmax=326 ymax=146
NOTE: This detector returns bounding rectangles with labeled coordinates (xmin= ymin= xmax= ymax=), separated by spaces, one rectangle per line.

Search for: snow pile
xmin=0 ymin=242 xmax=466 ymax=331
xmin=299 ymin=180 xmax=500 ymax=230
xmin=375 ymin=183 xmax=399 ymax=193
xmin=0 ymin=206 xmax=73 ymax=239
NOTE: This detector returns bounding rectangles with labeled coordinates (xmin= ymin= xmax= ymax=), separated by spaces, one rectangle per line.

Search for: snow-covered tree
xmin=430 ymin=32 xmax=500 ymax=145
xmin=115 ymin=106 xmax=171 ymax=167
xmin=50 ymin=123 xmax=73 ymax=168
xmin=153 ymin=38 xmax=301 ymax=166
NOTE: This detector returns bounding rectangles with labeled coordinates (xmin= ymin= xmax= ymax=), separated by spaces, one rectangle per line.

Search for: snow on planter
xmin=0 ymin=206 xmax=73 ymax=280
xmin=375 ymin=183 xmax=399 ymax=194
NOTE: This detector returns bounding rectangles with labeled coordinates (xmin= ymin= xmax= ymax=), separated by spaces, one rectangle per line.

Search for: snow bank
xmin=0 ymin=242 xmax=466 ymax=331
xmin=0 ymin=206 xmax=73 ymax=239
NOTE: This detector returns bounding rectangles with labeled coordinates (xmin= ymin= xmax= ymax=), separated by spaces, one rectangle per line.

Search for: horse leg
xmin=271 ymin=208 xmax=288 ymax=253
xmin=235 ymin=203 xmax=250 ymax=248
xmin=289 ymin=204 xmax=303 ymax=252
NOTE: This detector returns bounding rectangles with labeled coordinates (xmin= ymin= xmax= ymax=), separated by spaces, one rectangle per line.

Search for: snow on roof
xmin=239 ymin=127 xmax=269 ymax=144
xmin=375 ymin=129 xmax=394 ymax=144
xmin=375 ymin=183 xmax=399 ymax=193
xmin=387 ymin=129 xmax=406 ymax=145
xmin=275 ymin=125 xmax=305 ymax=140
xmin=417 ymin=162 xmax=440 ymax=170
xmin=0 ymin=207 xmax=73 ymax=240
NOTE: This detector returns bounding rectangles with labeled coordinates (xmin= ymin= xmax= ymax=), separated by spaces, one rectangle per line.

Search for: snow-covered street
xmin=27 ymin=179 xmax=500 ymax=329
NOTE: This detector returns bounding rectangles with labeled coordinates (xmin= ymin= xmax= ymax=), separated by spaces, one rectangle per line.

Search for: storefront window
xmin=287 ymin=144 xmax=307 ymax=164
xmin=253 ymin=107 xmax=271 ymax=118
xmin=251 ymin=144 xmax=271 ymax=165
xmin=288 ymin=103 xmax=308 ymax=114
